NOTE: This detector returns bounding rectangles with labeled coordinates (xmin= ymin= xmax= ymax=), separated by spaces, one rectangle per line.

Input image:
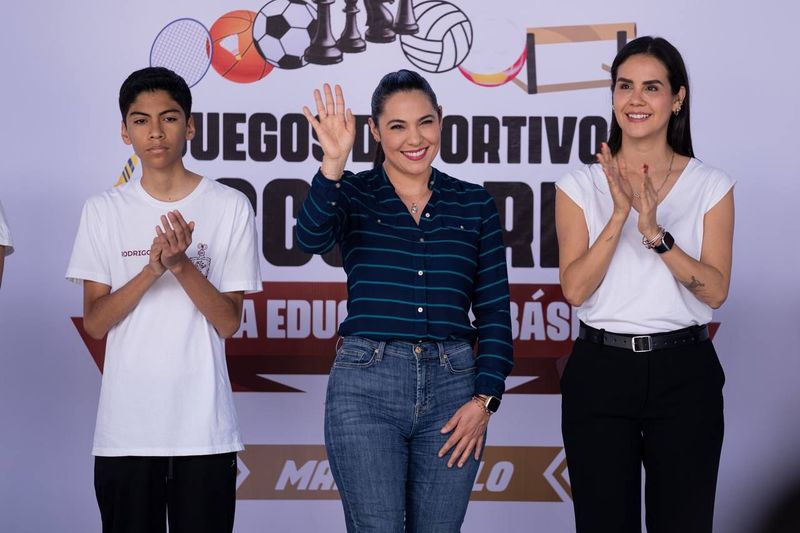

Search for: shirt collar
xmin=374 ymin=165 xmax=439 ymax=192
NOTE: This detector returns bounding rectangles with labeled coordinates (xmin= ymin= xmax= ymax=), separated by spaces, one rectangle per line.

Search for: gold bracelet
xmin=642 ymin=225 xmax=665 ymax=249
xmin=472 ymin=395 xmax=492 ymax=415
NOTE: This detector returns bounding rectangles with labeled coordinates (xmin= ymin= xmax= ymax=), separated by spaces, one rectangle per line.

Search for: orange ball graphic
xmin=209 ymin=10 xmax=273 ymax=83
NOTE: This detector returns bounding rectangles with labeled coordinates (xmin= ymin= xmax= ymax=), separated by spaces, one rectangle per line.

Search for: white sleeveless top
xmin=556 ymin=159 xmax=734 ymax=334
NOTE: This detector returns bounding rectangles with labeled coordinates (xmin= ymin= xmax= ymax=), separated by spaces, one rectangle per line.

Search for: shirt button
xmin=330 ymin=201 xmax=336 ymax=206
xmin=424 ymin=212 xmax=430 ymax=218
xmin=335 ymin=182 xmax=341 ymax=188
xmin=417 ymin=307 xmax=424 ymax=313
xmin=419 ymin=237 xmax=425 ymax=242
xmin=460 ymin=225 xmax=464 ymax=230
xmin=418 ymin=270 xmax=424 ymax=276
xmin=377 ymin=219 xmax=381 ymax=224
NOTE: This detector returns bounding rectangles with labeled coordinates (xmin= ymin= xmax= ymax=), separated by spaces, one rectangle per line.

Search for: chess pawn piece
xmin=305 ymin=0 xmax=343 ymax=64
xmin=392 ymin=0 xmax=418 ymax=35
xmin=338 ymin=0 xmax=367 ymax=53
xmin=364 ymin=0 xmax=396 ymax=43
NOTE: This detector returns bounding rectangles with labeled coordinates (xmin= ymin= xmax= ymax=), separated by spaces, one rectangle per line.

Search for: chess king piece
xmin=392 ymin=0 xmax=418 ymax=35
xmin=338 ymin=0 xmax=367 ymax=53
xmin=305 ymin=0 xmax=343 ymax=64
xmin=364 ymin=0 xmax=396 ymax=43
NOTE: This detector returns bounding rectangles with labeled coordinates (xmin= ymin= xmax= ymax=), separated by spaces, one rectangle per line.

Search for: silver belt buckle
xmin=631 ymin=335 xmax=653 ymax=352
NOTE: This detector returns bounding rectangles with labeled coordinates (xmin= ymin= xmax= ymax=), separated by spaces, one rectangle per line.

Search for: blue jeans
xmin=325 ymin=336 xmax=481 ymax=533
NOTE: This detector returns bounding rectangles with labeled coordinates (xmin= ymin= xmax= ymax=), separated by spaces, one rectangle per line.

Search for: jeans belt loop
xmin=631 ymin=335 xmax=653 ymax=352
xmin=376 ymin=340 xmax=386 ymax=362
xmin=436 ymin=342 xmax=447 ymax=366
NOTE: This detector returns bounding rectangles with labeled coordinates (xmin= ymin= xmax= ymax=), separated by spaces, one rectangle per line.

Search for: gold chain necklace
xmin=654 ymin=150 xmax=676 ymax=196
xmin=633 ymin=150 xmax=675 ymax=200
xmin=398 ymin=190 xmax=431 ymax=215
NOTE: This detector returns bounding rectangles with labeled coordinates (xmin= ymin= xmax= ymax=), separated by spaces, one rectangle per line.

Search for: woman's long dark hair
xmin=607 ymin=36 xmax=694 ymax=157
xmin=370 ymin=70 xmax=440 ymax=167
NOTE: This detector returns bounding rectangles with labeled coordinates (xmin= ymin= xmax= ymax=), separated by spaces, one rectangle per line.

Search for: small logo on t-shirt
xmin=189 ymin=243 xmax=211 ymax=278
xmin=121 ymin=249 xmax=150 ymax=257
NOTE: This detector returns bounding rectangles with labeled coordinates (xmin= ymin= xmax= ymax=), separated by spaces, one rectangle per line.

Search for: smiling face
xmin=612 ymin=54 xmax=685 ymax=145
xmin=369 ymin=89 xmax=441 ymax=182
xmin=120 ymin=89 xmax=195 ymax=171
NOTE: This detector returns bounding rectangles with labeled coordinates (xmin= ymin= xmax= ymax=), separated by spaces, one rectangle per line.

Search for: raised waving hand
xmin=302 ymin=83 xmax=356 ymax=181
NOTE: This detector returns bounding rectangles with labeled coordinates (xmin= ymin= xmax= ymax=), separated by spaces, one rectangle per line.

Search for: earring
xmin=673 ymin=102 xmax=683 ymax=116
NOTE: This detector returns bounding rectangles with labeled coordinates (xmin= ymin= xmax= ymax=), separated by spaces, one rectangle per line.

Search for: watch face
xmin=486 ymin=396 xmax=501 ymax=413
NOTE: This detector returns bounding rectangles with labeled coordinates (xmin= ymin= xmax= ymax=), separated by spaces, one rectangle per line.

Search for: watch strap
xmin=653 ymin=231 xmax=674 ymax=254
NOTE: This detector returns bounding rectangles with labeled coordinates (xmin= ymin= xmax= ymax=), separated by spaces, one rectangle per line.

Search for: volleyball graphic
xmin=253 ymin=0 xmax=318 ymax=70
xmin=209 ymin=10 xmax=273 ymax=83
xmin=400 ymin=1 xmax=473 ymax=73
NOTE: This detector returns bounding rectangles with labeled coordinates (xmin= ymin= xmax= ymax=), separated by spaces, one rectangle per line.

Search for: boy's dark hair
xmin=118 ymin=67 xmax=192 ymax=122
xmin=607 ymin=36 xmax=694 ymax=158
xmin=370 ymin=69 xmax=441 ymax=167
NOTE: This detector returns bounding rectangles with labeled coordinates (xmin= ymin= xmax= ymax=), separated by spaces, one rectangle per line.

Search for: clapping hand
xmin=596 ymin=142 xmax=633 ymax=221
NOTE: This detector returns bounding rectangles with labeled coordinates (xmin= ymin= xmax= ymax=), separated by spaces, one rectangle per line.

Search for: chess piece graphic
xmin=305 ymin=0 xmax=343 ymax=64
xmin=337 ymin=0 xmax=367 ymax=52
xmin=365 ymin=0 xmax=396 ymax=43
xmin=392 ymin=0 xmax=418 ymax=35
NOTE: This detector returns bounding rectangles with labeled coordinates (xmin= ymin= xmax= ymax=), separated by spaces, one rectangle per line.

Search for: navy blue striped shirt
xmin=296 ymin=166 xmax=513 ymax=398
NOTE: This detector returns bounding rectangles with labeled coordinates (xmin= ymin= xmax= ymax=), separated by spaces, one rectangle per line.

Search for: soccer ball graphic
xmin=254 ymin=0 xmax=318 ymax=70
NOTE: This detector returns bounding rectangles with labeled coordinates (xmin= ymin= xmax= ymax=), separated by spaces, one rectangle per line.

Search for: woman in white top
xmin=0 ymin=200 xmax=14 ymax=288
xmin=556 ymin=36 xmax=734 ymax=533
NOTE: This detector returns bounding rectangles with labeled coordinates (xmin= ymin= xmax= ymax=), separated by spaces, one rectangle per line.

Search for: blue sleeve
xmin=471 ymin=190 xmax=513 ymax=398
xmin=296 ymin=170 xmax=352 ymax=255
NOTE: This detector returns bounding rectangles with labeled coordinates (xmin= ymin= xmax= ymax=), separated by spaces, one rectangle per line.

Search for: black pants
xmin=94 ymin=452 xmax=237 ymax=533
xmin=561 ymin=337 xmax=725 ymax=533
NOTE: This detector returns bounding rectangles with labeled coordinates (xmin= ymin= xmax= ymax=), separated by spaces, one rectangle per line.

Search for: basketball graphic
xmin=253 ymin=0 xmax=318 ymax=70
xmin=400 ymin=1 xmax=473 ymax=73
xmin=209 ymin=10 xmax=273 ymax=83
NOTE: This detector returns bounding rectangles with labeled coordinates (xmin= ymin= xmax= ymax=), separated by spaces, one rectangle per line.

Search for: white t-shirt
xmin=66 ymin=177 xmax=261 ymax=456
xmin=557 ymin=159 xmax=734 ymax=334
xmin=0 ymin=200 xmax=14 ymax=255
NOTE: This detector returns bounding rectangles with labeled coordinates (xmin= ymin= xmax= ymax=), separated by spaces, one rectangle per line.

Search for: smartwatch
xmin=475 ymin=395 xmax=501 ymax=414
xmin=653 ymin=231 xmax=674 ymax=254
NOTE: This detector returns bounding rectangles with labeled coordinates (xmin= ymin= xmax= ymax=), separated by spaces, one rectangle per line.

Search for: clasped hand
xmin=147 ymin=210 xmax=196 ymax=276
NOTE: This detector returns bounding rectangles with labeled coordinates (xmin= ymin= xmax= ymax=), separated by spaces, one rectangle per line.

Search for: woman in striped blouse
xmin=298 ymin=70 xmax=513 ymax=532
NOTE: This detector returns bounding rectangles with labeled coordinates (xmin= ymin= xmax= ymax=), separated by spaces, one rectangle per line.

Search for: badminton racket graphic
xmin=150 ymin=18 xmax=213 ymax=87
xmin=115 ymin=154 xmax=139 ymax=187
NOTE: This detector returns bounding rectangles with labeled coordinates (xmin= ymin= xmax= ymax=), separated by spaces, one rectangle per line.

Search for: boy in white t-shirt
xmin=0 ymin=200 xmax=13 ymax=288
xmin=66 ymin=67 xmax=261 ymax=533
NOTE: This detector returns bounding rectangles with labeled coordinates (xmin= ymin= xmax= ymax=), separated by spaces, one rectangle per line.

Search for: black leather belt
xmin=578 ymin=322 xmax=709 ymax=352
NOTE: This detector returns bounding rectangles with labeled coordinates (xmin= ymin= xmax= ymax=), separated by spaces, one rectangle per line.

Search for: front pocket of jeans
xmin=444 ymin=346 xmax=476 ymax=375
xmin=333 ymin=345 xmax=378 ymax=369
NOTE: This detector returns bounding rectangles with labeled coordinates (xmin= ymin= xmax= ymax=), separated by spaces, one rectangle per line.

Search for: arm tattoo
xmin=682 ymin=276 xmax=705 ymax=292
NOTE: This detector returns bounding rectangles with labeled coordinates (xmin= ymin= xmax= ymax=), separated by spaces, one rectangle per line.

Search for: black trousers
xmin=94 ymin=452 xmax=237 ymax=533
xmin=561 ymin=337 xmax=725 ymax=533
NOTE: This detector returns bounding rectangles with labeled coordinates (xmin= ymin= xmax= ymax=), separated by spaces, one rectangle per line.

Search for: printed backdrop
xmin=1 ymin=1 xmax=798 ymax=532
